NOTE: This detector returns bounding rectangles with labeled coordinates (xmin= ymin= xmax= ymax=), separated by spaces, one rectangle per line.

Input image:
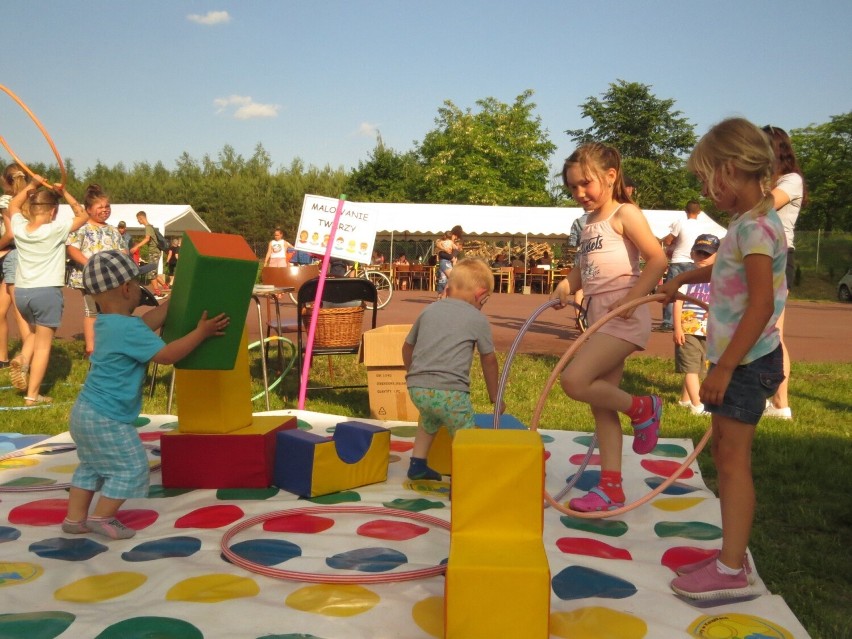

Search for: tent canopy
xmin=367 ymin=202 xmax=723 ymax=242
xmin=57 ymin=204 xmax=210 ymax=236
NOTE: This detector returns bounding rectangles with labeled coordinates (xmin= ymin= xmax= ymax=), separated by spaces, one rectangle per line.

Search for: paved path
xmin=29 ymin=288 xmax=852 ymax=363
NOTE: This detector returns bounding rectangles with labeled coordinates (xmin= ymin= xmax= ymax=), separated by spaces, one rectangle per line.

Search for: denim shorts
xmin=408 ymin=387 xmax=474 ymax=436
xmin=705 ymin=345 xmax=784 ymax=425
xmin=2 ymin=249 xmax=18 ymax=283
xmin=14 ymin=286 xmax=64 ymax=328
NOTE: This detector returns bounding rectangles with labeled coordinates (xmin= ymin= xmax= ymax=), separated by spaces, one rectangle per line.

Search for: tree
xmin=346 ymin=137 xmax=424 ymax=203
xmin=566 ymin=80 xmax=697 ymax=210
xmin=792 ymin=112 xmax=852 ymax=232
xmin=418 ymin=90 xmax=556 ymax=206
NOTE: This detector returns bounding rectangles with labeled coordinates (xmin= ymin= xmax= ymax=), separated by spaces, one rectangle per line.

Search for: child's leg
xmin=408 ymin=423 xmax=441 ymax=481
xmin=25 ymin=324 xmax=56 ymax=401
xmin=64 ymin=485 xmax=96 ymax=533
xmin=560 ymin=333 xmax=636 ymax=410
xmin=411 ymin=424 xmax=435 ymax=459
xmin=91 ymin=496 xmax=127 ymax=519
xmin=684 ymin=372 xmax=701 ymax=406
xmin=0 ymin=283 xmax=10 ymax=362
xmin=712 ymin=415 xmax=756 ymax=570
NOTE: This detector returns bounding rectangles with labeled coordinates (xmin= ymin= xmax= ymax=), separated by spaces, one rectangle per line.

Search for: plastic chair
xmin=297 ymin=276 xmax=378 ymax=390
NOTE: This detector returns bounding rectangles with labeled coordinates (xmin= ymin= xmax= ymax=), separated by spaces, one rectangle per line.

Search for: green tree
xmin=566 ymin=80 xmax=697 ymax=210
xmin=418 ymin=90 xmax=556 ymax=206
xmin=346 ymin=137 xmax=424 ymax=202
xmin=792 ymin=112 xmax=852 ymax=232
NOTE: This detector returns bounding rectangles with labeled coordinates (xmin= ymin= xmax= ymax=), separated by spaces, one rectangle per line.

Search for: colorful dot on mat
xmin=388 ymin=425 xmax=418 ymax=438
xmin=569 ymin=453 xmax=601 ymax=466
xmin=655 ymin=521 xmax=722 ymax=541
xmin=565 ymin=469 xmax=601 ymax=492
xmin=652 ymin=443 xmax=688 ymax=458
xmin=158 ymin=421 xmax=179 ymax=430
xmin=573 ymin=434 xmax=596 ymax=447
xmin=550 ymin=606 xmax=647 ymax=639
xmin=133 ymin=417 xmax=151 ymax=427
xmin=411 ymin=595 xmax=444 ymax=638
xmin=307 ymin=491 xmax=361 ymax=505
xmin=652 ymin=497 xmax=707 ymax=512
xmin=55 ymin=571 xmax=147 ymax=602
xmin=296 ymin=419 xmax=312 ymax=430
xmin=389 ymin=454 xmax=402 ymax=463
xmin=0 ymin=526 xmax=22 ymax=543
xmin=0 ymin=434 xmax=50 ymax=450
xmin=539 ymin=433 xmax=555 ymax=444
xmin=327 ymin=547 xmax=408 ymax=573
xmin=121 ymin=536 xmax=202 ymax=562
xmin=94 ymin=616 xmax=203 ymax=639
xmin=0 ymin=561 xmax=43 ymax=587
xmin=138 ymin=432 xmax=161 ymax=442
xmin=390 ymin=441 xmax=414 ymax=452
xmin=174 ymin=504 xmax=244 ymax=529
xmin=641 ymin=459 xmax=695 ymax=479
xmin=0 ymin=610 xmax=75 ymax=639
xmin=383 ymin=498 xmax=446 ymax=512
xmin=46 ymin=464 xmax=77 ymax=474
xmin=551 ymin=565 xmax=637 ymax=600
xmin=644 ymin=477 xmax=699 ymax=495
xmin=8 ymin=499 xmax=69 ymax=526
xmin=357 ymin=519 xmax=430 ymax=541
xmin=0 ymin=458 xmax=38 ymax=470
xmin=687 ymin=612 xmax=794 ymax=638
xmin=227 ymin=538 xmax=302 ymax=567
xmin=166 ymin=573 xmax=259 ymax=603
xmin=1 ymin=476 xmax=57 ymax=488
xmin=402 ymin=479 xmax=450 ymax=499
xmin=660 ymin=546 xmax=719 ymax=574
xmin=147 ymin=484 xmax=194 ymax=499
xmin=544 ymin=450 xmax=552 ymax=461
xmin=555 ymin=536 xmax=632 ymax=560
xmin=285 ymin=584 xmax=380 ymax=617
xmin=29 ymin=537 xmax=108 ymax=562
xmin=559 ymin=517 xmax=629 ymax=538
xmin=116 ymin=509 xmax=159 ymax=531
xmin=264 ymin=513 xmax=335 ymax=534
xmin=216 ymin=487 xmax=279 ymax=500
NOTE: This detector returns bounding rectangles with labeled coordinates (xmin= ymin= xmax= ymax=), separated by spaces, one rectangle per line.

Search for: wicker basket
xmin=311 ymin=305 xmax=365 ymax=348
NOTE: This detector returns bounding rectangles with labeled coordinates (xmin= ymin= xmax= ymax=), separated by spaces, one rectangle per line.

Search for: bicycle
xmin=345 ymin=263 xmax=393 ymax=309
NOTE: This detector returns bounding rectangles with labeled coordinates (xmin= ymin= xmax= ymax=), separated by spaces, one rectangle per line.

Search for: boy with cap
xmin=672 ymin=234 xmax=719 ymax=415
xmin=62 ymin=250 xmax=229 ymax=539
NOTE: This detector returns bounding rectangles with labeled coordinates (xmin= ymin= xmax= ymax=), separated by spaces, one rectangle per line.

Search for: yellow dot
xmin=551 ymin=606 xmax=647 ymax=639
xmin=411 ymin=596 xmax=444 ymax=637
xmin=652 ymin=497 xmax=707 ymax=511
xmin=166 ymin=573 xmax=259 ymax=603
xmin=286 ymin=584 xmax=380 ymax=617
xmin=55 ymin=572 xmax=147 ymax=602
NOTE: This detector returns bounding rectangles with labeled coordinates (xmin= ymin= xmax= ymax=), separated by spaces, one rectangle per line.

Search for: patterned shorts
xmin=408 ymin=387 xmax=474 ymax=436
xmin=69 ymin=398 xmax=149 ymax=499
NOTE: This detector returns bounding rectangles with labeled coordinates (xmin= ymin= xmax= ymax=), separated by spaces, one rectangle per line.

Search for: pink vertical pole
xmin=298 ymin=195 xmax=347 ymax=410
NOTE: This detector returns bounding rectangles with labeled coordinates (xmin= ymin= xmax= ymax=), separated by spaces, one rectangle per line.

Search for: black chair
xmin=296 ymin=276 xmax=378 ymax=390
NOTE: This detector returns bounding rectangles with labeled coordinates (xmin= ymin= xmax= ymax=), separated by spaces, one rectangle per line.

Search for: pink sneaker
xmin=670 ymin=561 xmax=759 ymax=600
xmin=676 ymin=550 xmax=755 ymax=584
xmin=568 ymin=487 xmax=624 ymax=512
xmin=632 ymin=395 xmax=661 ymax=454
xmin=86 ymin=517 xmax=136 ymax=540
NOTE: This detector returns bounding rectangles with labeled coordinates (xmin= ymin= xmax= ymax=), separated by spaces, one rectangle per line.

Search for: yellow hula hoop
xmin=531 ymin=292 xmax=712 ymax=519
xmin=0 ymin=84 xmax=67 ymax=192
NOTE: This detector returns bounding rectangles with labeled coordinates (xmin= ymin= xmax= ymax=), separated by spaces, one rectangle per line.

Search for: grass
xmin=1 ymin=338 xmax=850 ymax=638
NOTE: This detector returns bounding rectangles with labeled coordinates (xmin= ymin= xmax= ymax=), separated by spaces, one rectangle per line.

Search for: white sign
xmin=294 ymin=195 xmax=378 ymax=262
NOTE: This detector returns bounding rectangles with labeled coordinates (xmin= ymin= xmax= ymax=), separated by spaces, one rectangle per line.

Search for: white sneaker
xmin=678 ymin=400 xmax=692 ymax=408
xmin=763 ymin=402 xmax=792 ymax=420
xmin=689 ymin=403 xmax=709 ymax=416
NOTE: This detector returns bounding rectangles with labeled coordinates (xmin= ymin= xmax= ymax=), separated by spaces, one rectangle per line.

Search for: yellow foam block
xmin=311 ymin=427 xmax=390 ymax=497
xmin=426 ymin=426 xmax=452 ymax=475
xmin=175 ymin=329 xmax=253 ymax=433
xmin=445 ymin=429 xmax=549 ymax=639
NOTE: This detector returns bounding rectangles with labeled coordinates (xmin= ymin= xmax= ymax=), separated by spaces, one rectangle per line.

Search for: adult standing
xmin=0 ymin=164 xmax=32 ymax=368
xmin=131 ymin=210 xmax=169 ymax=297
xmin=657 ymin=200 xmax=726 ymax=331
xmin=435 ymin=225 xmax=463 ymax=299
xmin=762 ymin=125 xmax=806 ymax=420
xmin=66 ymin=184 xmax=125 ymax=357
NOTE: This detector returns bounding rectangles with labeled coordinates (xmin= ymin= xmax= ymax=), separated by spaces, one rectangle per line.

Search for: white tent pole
xmin=524 ymin=234 xmax=529 ymax=288
xmin=390 ymin=230 xmax=394 ymax=262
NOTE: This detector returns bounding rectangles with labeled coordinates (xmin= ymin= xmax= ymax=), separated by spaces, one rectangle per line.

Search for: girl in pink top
xmin=552 ymin=143 xmax=668 ymax=512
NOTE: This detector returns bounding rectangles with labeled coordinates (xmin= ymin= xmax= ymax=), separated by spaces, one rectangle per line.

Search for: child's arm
xmin=673 ymin=299 xmax=685 ymax=345
xmin=402 ymin=342 xmax=414 ymax=371
xmin=263 ymin=241 xmax=273 ymax=266
xmin=657 ymin=265 xmax=713 ymax=301
xmin=141 ymin=299 xmax=170 ymax=331
xmin=551 ymin=268 xmax=582 ymax=307
xmin=700 ymin=254 xmax=775 ymax=406
xmin=151 ymin=310 xmax=229 ymax=365
xmin=480 ymin=351 xmax=505 ymax=415
xmin=616 ymin=205 xmax=668 ymax=315
xmin=0 ymin=209 xmax=13 ymax=250
xmin=60 ymin=187 xmax=89 ymax=233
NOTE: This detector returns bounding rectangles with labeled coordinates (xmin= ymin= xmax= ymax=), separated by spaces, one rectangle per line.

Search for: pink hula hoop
xmin=532 ymin=292 xmax=712 ymax=519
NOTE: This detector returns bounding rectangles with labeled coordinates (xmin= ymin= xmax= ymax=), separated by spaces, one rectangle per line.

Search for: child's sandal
xmin=25 ymin=394 xmax=53 ymax=406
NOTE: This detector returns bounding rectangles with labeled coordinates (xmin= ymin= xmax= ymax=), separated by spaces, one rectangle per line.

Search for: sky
xmin=3 ymin=1 xmax=850 ymax=182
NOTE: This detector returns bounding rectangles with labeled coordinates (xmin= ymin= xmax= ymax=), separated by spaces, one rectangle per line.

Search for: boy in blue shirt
xmin=63 ymin=251 xmax=229 ymax=539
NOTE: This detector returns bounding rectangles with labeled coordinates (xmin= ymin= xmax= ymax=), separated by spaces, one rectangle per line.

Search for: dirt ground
xmin=26 ymin=287 xmax=852 ymax=363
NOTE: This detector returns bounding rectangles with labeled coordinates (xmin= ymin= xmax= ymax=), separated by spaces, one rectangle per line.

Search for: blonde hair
xmin=562 ymin=142 xmax=634 ymax=204
xmin=688 ymin=118 xmax=774 ymax=217
xmin=3 ymin=163 xmax=27 ymax=196
xmin=448 ymin=258 xmax=494 ymax=293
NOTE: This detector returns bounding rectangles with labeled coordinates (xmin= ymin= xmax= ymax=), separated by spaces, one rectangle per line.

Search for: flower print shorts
xmin=408 ymin=387 xmax=475 ymax=436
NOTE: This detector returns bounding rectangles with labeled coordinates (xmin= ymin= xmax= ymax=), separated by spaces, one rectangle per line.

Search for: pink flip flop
xmin=568 ymin=487 xmax=624 ymax=512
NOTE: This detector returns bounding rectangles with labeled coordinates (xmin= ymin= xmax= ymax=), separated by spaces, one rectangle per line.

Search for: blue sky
xmin=3 ymin=1 xmax=850 ymax=180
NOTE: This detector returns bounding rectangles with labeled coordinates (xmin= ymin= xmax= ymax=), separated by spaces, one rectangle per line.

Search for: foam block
xmin=174 ymin=329 xmax=253 ymax=434
xmin=444 ymin=429 xmax=549 ymax=639
xmin=274 ymin=420 xmax=390 ymax=497
xmin=160 ymin=415 xmax=297 ymax=489
xmin=163 ymin=230 xmax=258 ymax=370
xmin=426 ymin=413 xmax=528 ymax=476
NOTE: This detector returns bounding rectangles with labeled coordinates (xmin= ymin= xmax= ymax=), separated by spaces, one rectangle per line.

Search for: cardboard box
xmin=358 ymin=324 xmax=419 ymax=422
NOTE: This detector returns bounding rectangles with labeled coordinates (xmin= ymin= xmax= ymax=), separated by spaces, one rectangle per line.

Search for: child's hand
xmin=551 ymin=279 xmax=572 ymax=308
xmin=197 ymin=311 xmax=229 ymax=338
xmin=608 ymin=293 xmax=637 ymax=319
xmin=656 ymin=279 xmax=679 ymax=303
xmin=699 ymin=365 xmax=733 ymax=407
xmin=495 ymin=399 xmax=507 ymax=415
xmin=673 ymin=328 xmax=685 ymax=345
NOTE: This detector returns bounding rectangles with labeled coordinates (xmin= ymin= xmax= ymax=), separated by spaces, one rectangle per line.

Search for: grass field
xmin=1 ymin=337 xmax=849 ymax=638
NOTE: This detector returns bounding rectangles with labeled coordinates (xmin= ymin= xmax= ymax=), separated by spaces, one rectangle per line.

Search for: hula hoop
xmin=246 ymin=335 xmax=296 ymax=402
xmin=524 ymin=292 xmax=712 ymax=519
xmin=221 ymin=505 xmax=450 ymax=584
xmin=0 ymin=84 xmax=67 ymax=191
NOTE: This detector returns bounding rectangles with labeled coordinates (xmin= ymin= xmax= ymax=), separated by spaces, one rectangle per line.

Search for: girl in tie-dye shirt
xmin=659 ymin=118 xmax=786 ymax=602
